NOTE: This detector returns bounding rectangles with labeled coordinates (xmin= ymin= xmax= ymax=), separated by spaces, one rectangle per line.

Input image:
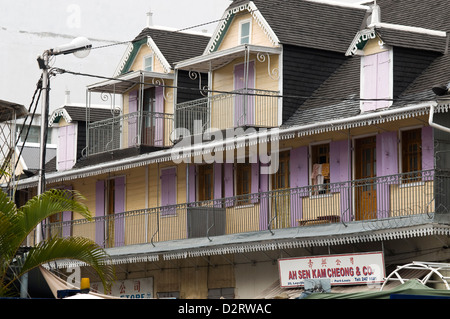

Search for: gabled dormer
xmin=347 ymin=4 xmax=447 ymax=113
xmin=85 ymin=16 xmax=210 ymax=157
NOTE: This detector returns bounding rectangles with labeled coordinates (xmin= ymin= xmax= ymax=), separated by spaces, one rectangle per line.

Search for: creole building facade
xmin=11 ymin=0 xmax=450 ymax=298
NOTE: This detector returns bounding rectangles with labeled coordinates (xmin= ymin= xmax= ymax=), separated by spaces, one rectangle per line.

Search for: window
xmin=198 ymin=164 xmax=214 ymax=201
xmin=402 ymin=128 xmax=422 ymax=179
xmin=144 ymin=55 xmax=153 ymax=71
xmin=239 ymin=20 xmax=251 ymax=44
xmin=236 ymin=162 xmax=252 ymax=203
xmin=310 ymin=143 xmax=330 ymax=194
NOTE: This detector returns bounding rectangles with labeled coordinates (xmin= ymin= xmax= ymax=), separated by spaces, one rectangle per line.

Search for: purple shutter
xmin=57 ymin=126 xmax=67 ymax=170
xmin=57 ymin=125 xmax=75 ymax=171
xmin=224 ymin=163 xmax=234 ymax=207
xmin=290 ymin=146 xmax=308 ymax=225
xmin=161 ymin=168 xmax=176 ymax=215
xmin=154 ymin=86 xmax=164 ymax=146
xmin=128 ymin=90 xmax=138 ymax=147
xmin=330 ymin=140 xmax=352 ymax=222
xmin=114 ymin=176 xmax=125 ymax=247
xmin=376 ymin=131 xmax=398 ymax=219
xmin=259 ymin=164 xmax=269 ymax=230
xmin=62 ymin=185 xmax=72 ymax=238
xmin=362 ymin=54 xmax=378 ymax=112
xmin=422 ymin=126 xmax=434 ymax=172
xmin=95 ymin=180 xmax=105 ymax=247
xmin=214 ymin=163 xmax=222 ymax=206
xmin=234 ymin=61 xmax=255 ymax=127
xmin=251 ymin=160 xmax=259 ymax=203
xmin=376 ymin=51 xmax=391 ymax=109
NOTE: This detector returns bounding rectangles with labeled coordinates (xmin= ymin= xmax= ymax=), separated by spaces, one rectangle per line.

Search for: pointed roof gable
xmin=206 ymin=0 xmax=369 ymax=54
xmin=116 ymin=26 xmax=210 ymax=76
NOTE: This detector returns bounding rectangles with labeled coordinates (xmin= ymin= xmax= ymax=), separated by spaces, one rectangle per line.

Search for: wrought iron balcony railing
xmin=87 ymin=111 xmax=174 ymax=155
xmin=175 ymin=89 xmax=279 ymax=137
xmin=43 ymin=169 xmax=446 ymax=248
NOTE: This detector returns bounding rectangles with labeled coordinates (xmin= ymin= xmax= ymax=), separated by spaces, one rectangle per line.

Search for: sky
xmin=0 ymin=0 xmax=366 ymax=113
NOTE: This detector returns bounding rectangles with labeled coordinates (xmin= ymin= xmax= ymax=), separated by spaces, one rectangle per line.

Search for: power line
xmin=53 ymin=67 xmax=436 ymax=103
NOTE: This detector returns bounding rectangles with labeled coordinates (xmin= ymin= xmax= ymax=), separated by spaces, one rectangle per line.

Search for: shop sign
xmin=92 ymin=277 xmax=154 ymax=298
xmin=278 ymin=252 xmax=385 ymax=287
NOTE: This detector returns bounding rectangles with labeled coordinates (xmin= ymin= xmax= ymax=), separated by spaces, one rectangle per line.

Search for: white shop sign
xmin=278 ymin=252 xmax=385 ymax=288
xmin=92 ymin=277 xmax=154 ymax=299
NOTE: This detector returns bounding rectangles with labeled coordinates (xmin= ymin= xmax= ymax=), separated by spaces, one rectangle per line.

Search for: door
xmin=355 ymin=136 xmax=377 ymax=220
xmin=143 ymin=88 xmax=156 ymax=146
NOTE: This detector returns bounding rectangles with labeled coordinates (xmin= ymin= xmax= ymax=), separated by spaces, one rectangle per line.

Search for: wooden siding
xmin=217 ymin=12 xmax=276 ymax=51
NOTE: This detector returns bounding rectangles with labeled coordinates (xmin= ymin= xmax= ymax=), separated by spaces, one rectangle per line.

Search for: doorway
xmin=355 ymin=136 xmax=377 ymax=220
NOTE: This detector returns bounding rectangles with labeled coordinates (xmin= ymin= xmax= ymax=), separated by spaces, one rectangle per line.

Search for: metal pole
xmin=36 ymin=51 xmax=50 ymax=244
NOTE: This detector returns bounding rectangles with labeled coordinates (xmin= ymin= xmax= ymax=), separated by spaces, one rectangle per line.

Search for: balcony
xmin=175 ymin=89 xmax=279 ymax=137
xmin=44 ymin=169 xmax=448 ymax=248
xmin=87 ymin=111 xmax=174 ymax=155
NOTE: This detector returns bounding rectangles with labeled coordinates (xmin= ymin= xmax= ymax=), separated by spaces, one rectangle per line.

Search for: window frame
xmin=236 ymin=162 xmax=252 ymax=203
xmin=143 ymin=54 xmax=154 ymax=72
xmin=400 ymin=127 xmax=423 ymax=182
xmin=238 ymin=19 xmax=252 ymax=45
xmin=309 ymin=142 xmax=331 ymax=195
xmin=198 ymin=164 xmax=214 ymax=202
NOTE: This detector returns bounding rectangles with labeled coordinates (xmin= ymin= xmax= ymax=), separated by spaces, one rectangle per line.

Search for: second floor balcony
xmin=43 ymin=169 xmax=448 ymax=249
xmin=88 ymin=111 xmax=173 ymax=155
xmin=175 ymin=88 xmax=280 ymax=137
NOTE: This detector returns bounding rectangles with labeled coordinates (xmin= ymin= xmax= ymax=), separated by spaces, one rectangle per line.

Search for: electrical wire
xmin=53 ymin=67 xmax=436 ymax=103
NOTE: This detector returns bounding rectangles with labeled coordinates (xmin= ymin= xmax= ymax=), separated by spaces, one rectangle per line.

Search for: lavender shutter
xmin=234 ymin=61 xmax=255 ymax=127
xmin=57 ymin=125 xmax=75 ymax=171
xmin=95 ymin=180 xmax=105 ymax=247
xmin=161 ymin=168 xmax=176 ymax=215
xmin=376 ymin=51 xmax=391 ymax=109
xmin=290 ymin=146 xmax=308 ymax=225
xmin=224 ymin=163 xmax=234 ymax=207
xmin=259 ymin=164 xmax=269 ymax=230
xmin=114 ymin=176 xmax=125 ymax=247
xmin=128 ymin=90 xmax=138 ymax=147
xmin=330 ymin=140 xmax=352 ymax=222
xmin=362 ymin=54 xmax=378 ymax=112
xmin=376 ymin=131 xmax=398 ymax=218
xmin=154 ymin=86 xmax=164 ymax=147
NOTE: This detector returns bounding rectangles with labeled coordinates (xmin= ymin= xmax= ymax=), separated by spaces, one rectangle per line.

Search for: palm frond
xmin=14 ymin=236 xmax=115 ymax=293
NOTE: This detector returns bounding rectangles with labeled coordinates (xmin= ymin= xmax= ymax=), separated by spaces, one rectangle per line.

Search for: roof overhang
xmin=41 ymin=220 xmax=450 ymax=268
xmin=346 ymin=23 xmax=447 ymax=56
xmin=175 ymin=44 xmax=282 ymax=73
xmin=0 ymin=99 xmax=27 ymax=122
xmin=87 ymin=70 xmax=175 ymax=94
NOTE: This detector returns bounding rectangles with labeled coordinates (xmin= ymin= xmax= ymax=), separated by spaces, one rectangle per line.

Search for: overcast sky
xmin=0 ymin=0 xmax=365 ymax=111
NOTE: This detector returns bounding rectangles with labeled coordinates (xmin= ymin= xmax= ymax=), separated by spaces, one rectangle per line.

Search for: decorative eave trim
xmin=146 ymin=36 xmax=172 ymax=74
xmin=205 ymin=1 xmax=279 ymax=54
xmin=163 ymin=223 xmax=450 ymax=261
xmin=346 ymin=28 xmax=377 ymax=56
xmin=42 ymin=254 xmax=160 ymax=269
xmin=114 ymin=42 xmax=134 ymax=77
xmin=48 ymin=108 xmax=72 ymax=126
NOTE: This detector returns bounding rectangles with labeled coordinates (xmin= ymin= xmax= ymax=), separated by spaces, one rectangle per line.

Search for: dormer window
xmin=239 ymin=20 xmax=251 ymax=44
xmin=144 ymin=55 xmax=153 ymax=71
xmin=360 ymin=49 xmax=393 ymax=112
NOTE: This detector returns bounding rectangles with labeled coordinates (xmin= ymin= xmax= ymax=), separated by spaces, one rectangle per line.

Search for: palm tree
xmin=0 ymin=188 xmax=115 ymax=297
